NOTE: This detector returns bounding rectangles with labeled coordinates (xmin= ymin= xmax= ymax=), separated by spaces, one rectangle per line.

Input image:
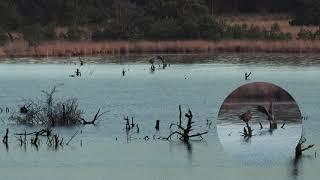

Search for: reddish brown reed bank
xmin=1 ymin=40 xmax=320 ymax=58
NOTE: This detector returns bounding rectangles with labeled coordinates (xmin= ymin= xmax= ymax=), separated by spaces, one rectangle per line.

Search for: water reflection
xmin=288 ymin=155 xmax=314 ymax=180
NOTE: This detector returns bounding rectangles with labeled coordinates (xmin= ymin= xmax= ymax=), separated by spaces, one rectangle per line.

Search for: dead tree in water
xmin=166 ymin=105 xmax=208 ymax=143
xmin=123 ymin=116 xmax=138 ymax=142
xmin=239 ymin=110 xmax=253 ymax=137
xmin=124 ymin=116 xmax=131 ymax=130
xmin=75 ymin=68 xmax=81 ymax=76
xmin=157 ymin=56 xmax=167 ymax=69
xmin=47 ymin=134 xmax=64 ymax=150
xmin=2 ymin=128 xmax=8 ymax=146
xmin=155 ymin=120 xmax=160 ymax=130
xmin=245 ymin=72 xmax=252 ymax=80
xmin=31 ymin=132 xmax=40 ymax=149
xmin=295 ymin=135 xmax=314 ymax=158
xmin=79 ymin=109 xmax=106 ymax=125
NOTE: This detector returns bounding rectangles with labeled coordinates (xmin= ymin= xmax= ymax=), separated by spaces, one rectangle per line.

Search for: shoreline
xmin=1 ymin=40 xmax=320 ymax=58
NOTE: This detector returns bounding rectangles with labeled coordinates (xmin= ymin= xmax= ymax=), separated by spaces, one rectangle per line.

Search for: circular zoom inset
xmin=217 ymin=82 xmax=302 ymax=165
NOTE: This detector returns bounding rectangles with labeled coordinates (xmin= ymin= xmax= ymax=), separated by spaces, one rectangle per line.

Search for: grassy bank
xmin=1 ymin=40 xmax=320 ymax=58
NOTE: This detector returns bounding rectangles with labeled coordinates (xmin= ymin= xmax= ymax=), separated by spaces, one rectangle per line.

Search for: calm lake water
xmin=0 ymin=53 xmax=319 ymax=180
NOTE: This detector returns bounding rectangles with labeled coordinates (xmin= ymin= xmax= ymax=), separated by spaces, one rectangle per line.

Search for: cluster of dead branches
xmin=11 ymin=128 xmax=79 ymax=151
xmin=123 ymin=116 xmax=140 ymax=142
xmin=295 ymin=134 xmax=314 ymax=158
xmin=165 ymin=105 xmax=208 ymax=143
xmin=149 ymin=56 xmax=168 ymax=73
xmin=10 ymin=85 xmax=105 ymax=127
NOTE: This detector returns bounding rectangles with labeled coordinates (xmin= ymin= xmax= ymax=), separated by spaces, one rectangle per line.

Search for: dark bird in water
xmin=243 ymin=127 xmax=248 ymax=135
xmin=155 ymin=120 xmax=160 ymax=130
xmin=131 ymin=117 xmax=135 ymax=128
xmin=122 ymin=69 xmax=126 ymax=76
xmin=245 ymin=72 xmax=252 ymax=80
xmin=256 ymin=101 xmax=277 ymax=129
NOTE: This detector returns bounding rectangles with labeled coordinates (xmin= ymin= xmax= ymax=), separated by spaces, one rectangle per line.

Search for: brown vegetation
xmin=1 ymin=39 xmax=320 ymax=58
xmin=224 ymin=82 xmax=294 ymax=103
xmin=222 ymin=14 xmax=319 ymax=39
xmin=10 ymin=85 xmax=105 ymax=127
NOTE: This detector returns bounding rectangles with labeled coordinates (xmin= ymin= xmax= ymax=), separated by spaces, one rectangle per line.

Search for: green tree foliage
xmin=22 ymin=24 xmax=43 ymax=46
xmin=297 ymin=28 xmax=320 ymax=40
xmin=223 ymin=23 xmax=292 ymax=41
xmin=0 ymin=0 xmax=313 ymax=41
xmin=22 ymin=23 xmax=57 ymax=46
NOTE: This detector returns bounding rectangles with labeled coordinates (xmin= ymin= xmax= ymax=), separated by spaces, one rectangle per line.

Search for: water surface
xmin=0 ymin=53 xmax=319 ymax=180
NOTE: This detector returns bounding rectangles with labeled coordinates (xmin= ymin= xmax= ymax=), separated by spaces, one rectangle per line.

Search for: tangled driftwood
xmin=295 ymin=135 xmax=314 ymax=158
xmin=166 ymin=105 xmax=208 ymax=143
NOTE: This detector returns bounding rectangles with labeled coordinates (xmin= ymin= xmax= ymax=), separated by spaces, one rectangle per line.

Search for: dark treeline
xmin=0 ymin=0 xmax=319 ymax=45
